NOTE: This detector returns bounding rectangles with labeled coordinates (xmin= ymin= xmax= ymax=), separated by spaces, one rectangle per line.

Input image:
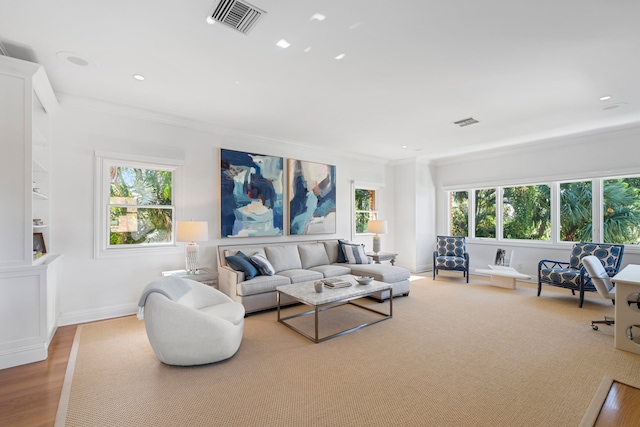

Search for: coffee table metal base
xmin=277 ymin=291 xmax=393 ymax=343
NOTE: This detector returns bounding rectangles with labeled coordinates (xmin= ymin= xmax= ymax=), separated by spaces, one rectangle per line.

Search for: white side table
xmin=612 ymin=265 xmax=640 ymax=354
xmin=475 ymin=265 xmax=531 ymax=289
xmin=366 ymin=252 xmax=397 ymax=265
xmin=162 ymin=267 xmax=218 ymax=288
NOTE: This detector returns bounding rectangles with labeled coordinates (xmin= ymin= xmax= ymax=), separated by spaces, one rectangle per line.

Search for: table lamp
xmin=176 ymin=220 xmax=209 ymax=274
xmin=368 ymin=219 xmax=387 ymax=254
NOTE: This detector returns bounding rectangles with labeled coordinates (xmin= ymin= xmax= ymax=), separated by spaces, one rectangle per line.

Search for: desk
xmin=612 ymin=264 xmax=640 ymax=354
xmin=366 ymin=252 xmax=397 ymax=265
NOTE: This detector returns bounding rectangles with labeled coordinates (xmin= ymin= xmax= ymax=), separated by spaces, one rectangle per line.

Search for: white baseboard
xmin=58 ymin=303 xmax=137 ymax=326
xmin=0 ymin=343 xmax=47 ymax=370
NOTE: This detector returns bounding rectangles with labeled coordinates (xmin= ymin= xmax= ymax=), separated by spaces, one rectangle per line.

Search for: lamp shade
xmin=367 ymin=220 xmax=387 ymax=234
xmin=176 ymin=221 xmax=209 ymax=242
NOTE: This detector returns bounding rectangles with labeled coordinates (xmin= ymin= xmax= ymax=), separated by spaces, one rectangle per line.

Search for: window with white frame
xmin=448 ymin=174 xmax=640 ymax=245
xmin=95 ymin=152 xmax=182 ymax=256
xmin=354 ymin=186 xmax=379 ymax=234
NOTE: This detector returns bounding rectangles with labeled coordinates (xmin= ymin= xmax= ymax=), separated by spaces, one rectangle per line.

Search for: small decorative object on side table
xmin=162 ymin=267 xmax=217 ymax=288
xmin=366 ymin=252 xmax=397 ymax=266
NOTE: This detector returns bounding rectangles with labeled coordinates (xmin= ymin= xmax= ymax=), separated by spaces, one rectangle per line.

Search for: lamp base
xmin=185 ymin=242 xmax=199 ymax=274
xmin=373 ymin=234 xmax=381 ymax=254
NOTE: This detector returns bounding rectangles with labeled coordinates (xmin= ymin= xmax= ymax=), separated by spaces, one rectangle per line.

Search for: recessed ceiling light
xmin=56 ymin=51 xmax=96 ymax=68
xmin=402 ymin=145 xmax=408 ymax=149
xmin=276 ymin=39 xmax=290 ymax=49
xmin=600 ymin=95 xmax=612 ymax=101
xmin=310 ymin=13 xmax=326 ymax=21
xmin=133 ymin=74 xmax=145 ymax=81
xmin=603 ymin=102 xmax=628 ymax=110
xmin=335 ymin=54 xmax=345 ymax=60
xmin=304 ymin=47 xmax=311 ymax=53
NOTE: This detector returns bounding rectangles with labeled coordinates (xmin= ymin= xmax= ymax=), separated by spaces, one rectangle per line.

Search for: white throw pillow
xmin=250 ymin=253 xmax=276 ymax=276
xmin=342 ymin=244 xmax=371 ymax=264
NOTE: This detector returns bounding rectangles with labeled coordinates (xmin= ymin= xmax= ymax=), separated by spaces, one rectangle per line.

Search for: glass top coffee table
xmin=276 ymin=275 xmax=393 ymax=343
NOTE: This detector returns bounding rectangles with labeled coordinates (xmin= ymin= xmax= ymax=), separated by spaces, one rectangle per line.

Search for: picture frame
xmin=33 ymin=232 xmax=47 ymax=254
xmin=287 ymin=158 xmax=336 ymax=235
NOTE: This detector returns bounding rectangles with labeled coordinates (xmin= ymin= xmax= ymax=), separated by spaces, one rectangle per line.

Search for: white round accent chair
xmin=138 ymin=276 xmax=245 ymax=366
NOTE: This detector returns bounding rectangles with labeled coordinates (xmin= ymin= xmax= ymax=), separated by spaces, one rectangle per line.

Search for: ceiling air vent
xmin=207 ymin=0 xmax=266 ymax=35
xmin=453 ymin=117 xmax=479 ymax=127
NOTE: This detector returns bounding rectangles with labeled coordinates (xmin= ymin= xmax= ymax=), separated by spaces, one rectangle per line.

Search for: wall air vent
xmin=453 ymin=117 xmax=479 ymax=127
xmin=206 ymin=0 xmax=266 ymax=35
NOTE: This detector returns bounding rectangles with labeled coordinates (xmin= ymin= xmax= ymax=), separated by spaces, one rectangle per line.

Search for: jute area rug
xmin=55 ymin=275 xmax=640 ymax=426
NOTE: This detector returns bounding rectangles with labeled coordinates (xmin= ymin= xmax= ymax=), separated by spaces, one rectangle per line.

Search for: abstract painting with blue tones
xmin=221 ymin=149 xmax=283 ymax=237
xmin=288 ymin=159 xmax=336 ymax=235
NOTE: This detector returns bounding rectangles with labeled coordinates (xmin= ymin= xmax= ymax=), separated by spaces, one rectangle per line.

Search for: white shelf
xmin=32 ymin=191 xmax=49 ymax=200
xmin=33 ymin=224 xmax=49 ymax=230
xmin=33 ymin=158 xmax=48 ymax=173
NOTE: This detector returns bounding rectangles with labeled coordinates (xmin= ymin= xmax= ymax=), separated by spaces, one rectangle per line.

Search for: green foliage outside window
xmin=475 ymin=189 xmax=496 ymax=238
xmin=603 ymin=178 xmax=640 ymax=244
xmin=109 ymin=166 xmax=173 ymax=245
xmin=503 ymin=185 xmax=550 ymax=240
xmin=560 ymin=181 xmax=592 ymax=242
xmin=355 ymin=188 xmax=377 ymax=233
xmin=450 ymin=191 xmax=468 ymax=236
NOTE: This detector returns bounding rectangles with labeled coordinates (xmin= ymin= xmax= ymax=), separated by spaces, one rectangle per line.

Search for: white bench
xmin=475 ymin=265 xmax=531 ymax=289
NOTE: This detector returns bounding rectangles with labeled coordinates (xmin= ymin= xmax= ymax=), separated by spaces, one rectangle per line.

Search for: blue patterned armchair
xmin=433 ymin=236 xmax=470 ymax=283
xmin=538 ymin=242 xmax=624 ymax=307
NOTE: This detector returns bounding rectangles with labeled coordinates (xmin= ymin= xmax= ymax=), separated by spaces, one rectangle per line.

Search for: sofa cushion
xmin=265 ymin=245 xmax=303 ymax=272
xmin=238 ymin=275 xmax=291 ymax=297
xmin=278 ymin=269 xmax=323 ymax=284
xmin=342 ymin=243 xmax=371 ymax=264
xmin=250 ymin=253 xmax=276 ymax=276
xmin=323 ymin=241 xmax=341 ymax=264
xmin=225 ymin=251 xmax=259 ymax=280
xmin=310 ymin=264 xmax=352 ymax=277
xmin=348 ymin=264 xmax=410 ymax=283
xmin=298 ymin=243 xmax=331 ymax=269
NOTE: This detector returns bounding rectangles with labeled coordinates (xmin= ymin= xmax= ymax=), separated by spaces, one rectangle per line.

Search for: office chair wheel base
xmin=592 ymin=325 xmax=599 ymax=331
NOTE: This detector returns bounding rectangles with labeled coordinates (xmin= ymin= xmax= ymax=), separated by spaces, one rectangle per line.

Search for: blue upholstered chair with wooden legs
xmin=537 ymin=242 xmax=624 ymax=308
xmin=433 ymin=236 xmax=470 ymax=283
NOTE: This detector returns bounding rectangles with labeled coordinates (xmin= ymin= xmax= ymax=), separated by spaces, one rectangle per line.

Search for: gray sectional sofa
xmin=216 ymin=239 xmax=411 ymax=314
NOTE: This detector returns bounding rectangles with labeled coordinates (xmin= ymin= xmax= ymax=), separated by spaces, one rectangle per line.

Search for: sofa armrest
xmin=218 ymin=265 xmax=244 ymax=297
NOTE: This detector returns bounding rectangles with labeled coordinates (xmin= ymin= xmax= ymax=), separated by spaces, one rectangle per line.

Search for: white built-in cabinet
xmin=0 ymin=55 xmax=60 ymax=369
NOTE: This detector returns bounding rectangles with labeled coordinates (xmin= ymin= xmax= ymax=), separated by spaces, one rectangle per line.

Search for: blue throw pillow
xmin=342 ymin=243 xmax=371 ymax=264
xmin=226 ymin=251 xmax=259 ymax=280
xmin=337 ymin=240 xmax=362 ymax=263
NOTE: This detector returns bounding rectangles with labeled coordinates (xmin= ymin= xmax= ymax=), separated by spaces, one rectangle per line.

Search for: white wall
xmin=51 ymin=104 xmax=390 ymax=325
xmin=434 ymin=123 xmax=640 ymax=278
xmin=391 ymin=159 xmax=437 ymax=272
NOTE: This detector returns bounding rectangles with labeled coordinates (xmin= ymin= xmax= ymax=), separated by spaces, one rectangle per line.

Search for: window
xmin=502 ymin=184 xmax=550 ymax=240
xmin=560 ymin=181 xmax=592 ymax=242
xmin=354 ymin=187 xmax=378 ymax=234
xmin=109 ymin=165 xmax=174 ymax=246
xmin=603 ymin=177 xmax=640 ymax=244
xmin=446 ymin=174 xmax=640 ymax=246
xmin=449 ymin=191 xmax=468 ymax=236
xmin=475 ymin=188 xmax=496 ymax=238
xmin=96 ymin=152 xmax=182 ymax=256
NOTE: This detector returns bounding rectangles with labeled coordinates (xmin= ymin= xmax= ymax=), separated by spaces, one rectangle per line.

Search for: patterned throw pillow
xmin=337 ymin=240 xmax=362 ymax=263
xmin=225 ymin=251 xmax=259 ymax=280
xmin=342 ymin=244 xmax=371 ymax=264
xmin=250 ymin=253 xmax=276 ymax=276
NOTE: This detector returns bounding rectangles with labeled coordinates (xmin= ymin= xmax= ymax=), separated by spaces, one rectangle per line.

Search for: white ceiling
xmin=2 ymin=0 xmax=640 ymax=161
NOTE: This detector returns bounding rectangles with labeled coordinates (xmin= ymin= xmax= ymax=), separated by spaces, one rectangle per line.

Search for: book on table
xmin=321 ymin=277 xmax=352 ymax=288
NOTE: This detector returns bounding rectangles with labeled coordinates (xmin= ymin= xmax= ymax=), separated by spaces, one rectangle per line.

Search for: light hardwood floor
xmin=1 ymin=323 xmax=639 ymax=426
